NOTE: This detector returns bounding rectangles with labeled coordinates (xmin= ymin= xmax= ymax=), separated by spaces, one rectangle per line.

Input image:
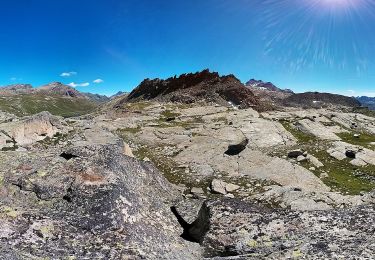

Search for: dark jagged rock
xmin=284 ymin=92 xmax=361 ymax=108
xmin=121 ymin=69 xmax=262 ymax=110
xmin=224 ymin=138 xmax=249 ymax=156
xmin=187 ymin=198 xmax=375 ymax=259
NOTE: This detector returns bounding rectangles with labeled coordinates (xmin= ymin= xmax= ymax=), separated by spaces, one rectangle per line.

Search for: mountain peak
xmin=37 ymin=82 xmax=86 ymax=98
xmin=246 ymin=79 xmax=293 ymax=94
xmin=122 ymin=69 xmax=262 ymax=110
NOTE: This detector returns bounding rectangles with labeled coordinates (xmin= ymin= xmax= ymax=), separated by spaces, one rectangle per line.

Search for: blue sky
xmin=0 ymin=0 xmax=375 ymax=96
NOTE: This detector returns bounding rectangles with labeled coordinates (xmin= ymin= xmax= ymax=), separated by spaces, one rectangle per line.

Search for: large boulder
xmin=0 ymin=112 xmax=66 ymax=148
xmin=0 ymin=142 xmax=201 ymax=259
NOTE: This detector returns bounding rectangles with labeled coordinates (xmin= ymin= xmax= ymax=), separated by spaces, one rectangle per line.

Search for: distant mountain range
xmin=356 ymin=96 xmax=375 ymax=110
xmin=0 ymin=82 xmax=109 ymax=102
xmin=0 ymin=82 xmax=103 ymax=117
xmin=0 ymin=71 xmax=373 ymax=117
xmin=246 ymin=79 xmax=294 ymax=94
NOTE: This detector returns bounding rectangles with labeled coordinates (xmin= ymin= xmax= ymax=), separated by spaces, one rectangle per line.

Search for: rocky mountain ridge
xmin=284 ymin=92 xmax=361 ymax=108
xmin=0 ymin=82 xmax=108 ymax=101
xmin=121 ymin=69 xmax=263 ymax=110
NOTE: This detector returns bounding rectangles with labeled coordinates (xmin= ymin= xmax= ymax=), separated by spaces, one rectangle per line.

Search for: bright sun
xmin=318 ymin=0 xmax=357 ymax=9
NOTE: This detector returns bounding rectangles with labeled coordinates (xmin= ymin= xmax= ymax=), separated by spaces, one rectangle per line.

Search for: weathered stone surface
xmin=296 ymin=119 xmax=343 ymax=140
xmin=225 ymin=183 xmax=240 ymax=193
xmin=0 ymin=140 xmax=201 ymax=259
xmin=191 ymin=187 xmax=205 ymax=195
xmin=250 ymin=185 xmax=367 ymax=210
xmin=0 ymin=112 xmax=67 ymax=147
xmin=187 ymin=198 xmax=375 ymax=259
xmin=328 ymin=141 xmax=375 ymax=165
xmin=123 ymin=142 xmax=134 ymax=157
xmin=211 ymin=179 xmax=227 ymax=195
xmin=307 ymin=154 xmax=324 ymax=168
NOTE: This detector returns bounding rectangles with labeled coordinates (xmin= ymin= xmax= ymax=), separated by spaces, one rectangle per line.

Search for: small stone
xmin=211 ymin=179 xmax=227 ymax=195
xmin=190 ymin=187 xmax=204 ymax=195
xmin=309 ymin=167 xmax=316 ymax=171
xmin=225 ymin=193 xmax=235 ymax=199
xmin=225 ymin=183 xmax=240 ymax=193
xmin=288 ymin=149 xmax=304 ymax=158
xmin=123 ymin=142 xmax=134 ymax=158
xmin=350 ymin=158 xmax=367 ymax=167
xmin=16 ymin=147 xmax=27 ymax=152
xmin=297 ymin=155 xmax=307 ymax=162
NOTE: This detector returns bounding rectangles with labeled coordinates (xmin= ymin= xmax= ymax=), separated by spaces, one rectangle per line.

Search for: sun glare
xmin=315 ymin=0 xmax=361 ymax=10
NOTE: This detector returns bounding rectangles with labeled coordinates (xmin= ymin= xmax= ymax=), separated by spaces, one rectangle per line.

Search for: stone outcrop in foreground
xmin=187 ymin=198 xmax=375 ymax=259
xmin=0 ymin=142 xmax=201 ymax=259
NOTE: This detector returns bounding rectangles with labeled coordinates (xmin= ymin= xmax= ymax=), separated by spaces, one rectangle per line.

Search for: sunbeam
xmin=259 ymin=0 xmax=375 ymax=72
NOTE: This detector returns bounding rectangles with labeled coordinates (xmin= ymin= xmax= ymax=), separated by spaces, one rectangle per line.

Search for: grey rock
xmin=187 ymin=199 xmax=375 ymax=259
xmin=0 ymin=142 xmax=201 ymax=259
xmin=191 ymin=187 xmax=205 ymax=195
xmin=211 ymin=179 xmax=227 ymax=195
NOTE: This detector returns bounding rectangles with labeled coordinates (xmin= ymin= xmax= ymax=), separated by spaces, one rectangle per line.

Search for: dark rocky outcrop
xmin=121 ymin=69 xmax=262 ymax=110
xmin=284 ymin=92 xmax=361 ymax=108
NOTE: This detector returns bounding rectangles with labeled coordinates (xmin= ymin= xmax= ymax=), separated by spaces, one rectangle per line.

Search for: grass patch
xmin=353 ymin=107 xmax=375 ymax=118
xmin=132 ymin=146 xmax=188 ymax=184
xmin=123 ymin=102 xmax=153 ymax=111
xmin=0 ymin=95 xmax=97 ymax=117
xmin=279 ymin=120 xmax=318 ymax=144
xmin=310 ymin=149 xmax=375 ymax=195
xmin=155 ymin=113 xmax=203 ymax=129
xmin=212 ymin=116 xmax=229 ymax=124
xmin=337 ymin=132 xmax=375 ymax=148
xmin=117 ymin=127 xmax=142 ymax=135
xmin=160 ymin=110 xmax=181 ymax=119
xmin=37 ymin=132 xmax=69 ymax=147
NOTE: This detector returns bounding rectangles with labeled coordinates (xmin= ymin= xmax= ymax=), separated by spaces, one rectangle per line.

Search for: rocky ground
xmin=0 ymin=101 xmax=374 ymax=259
